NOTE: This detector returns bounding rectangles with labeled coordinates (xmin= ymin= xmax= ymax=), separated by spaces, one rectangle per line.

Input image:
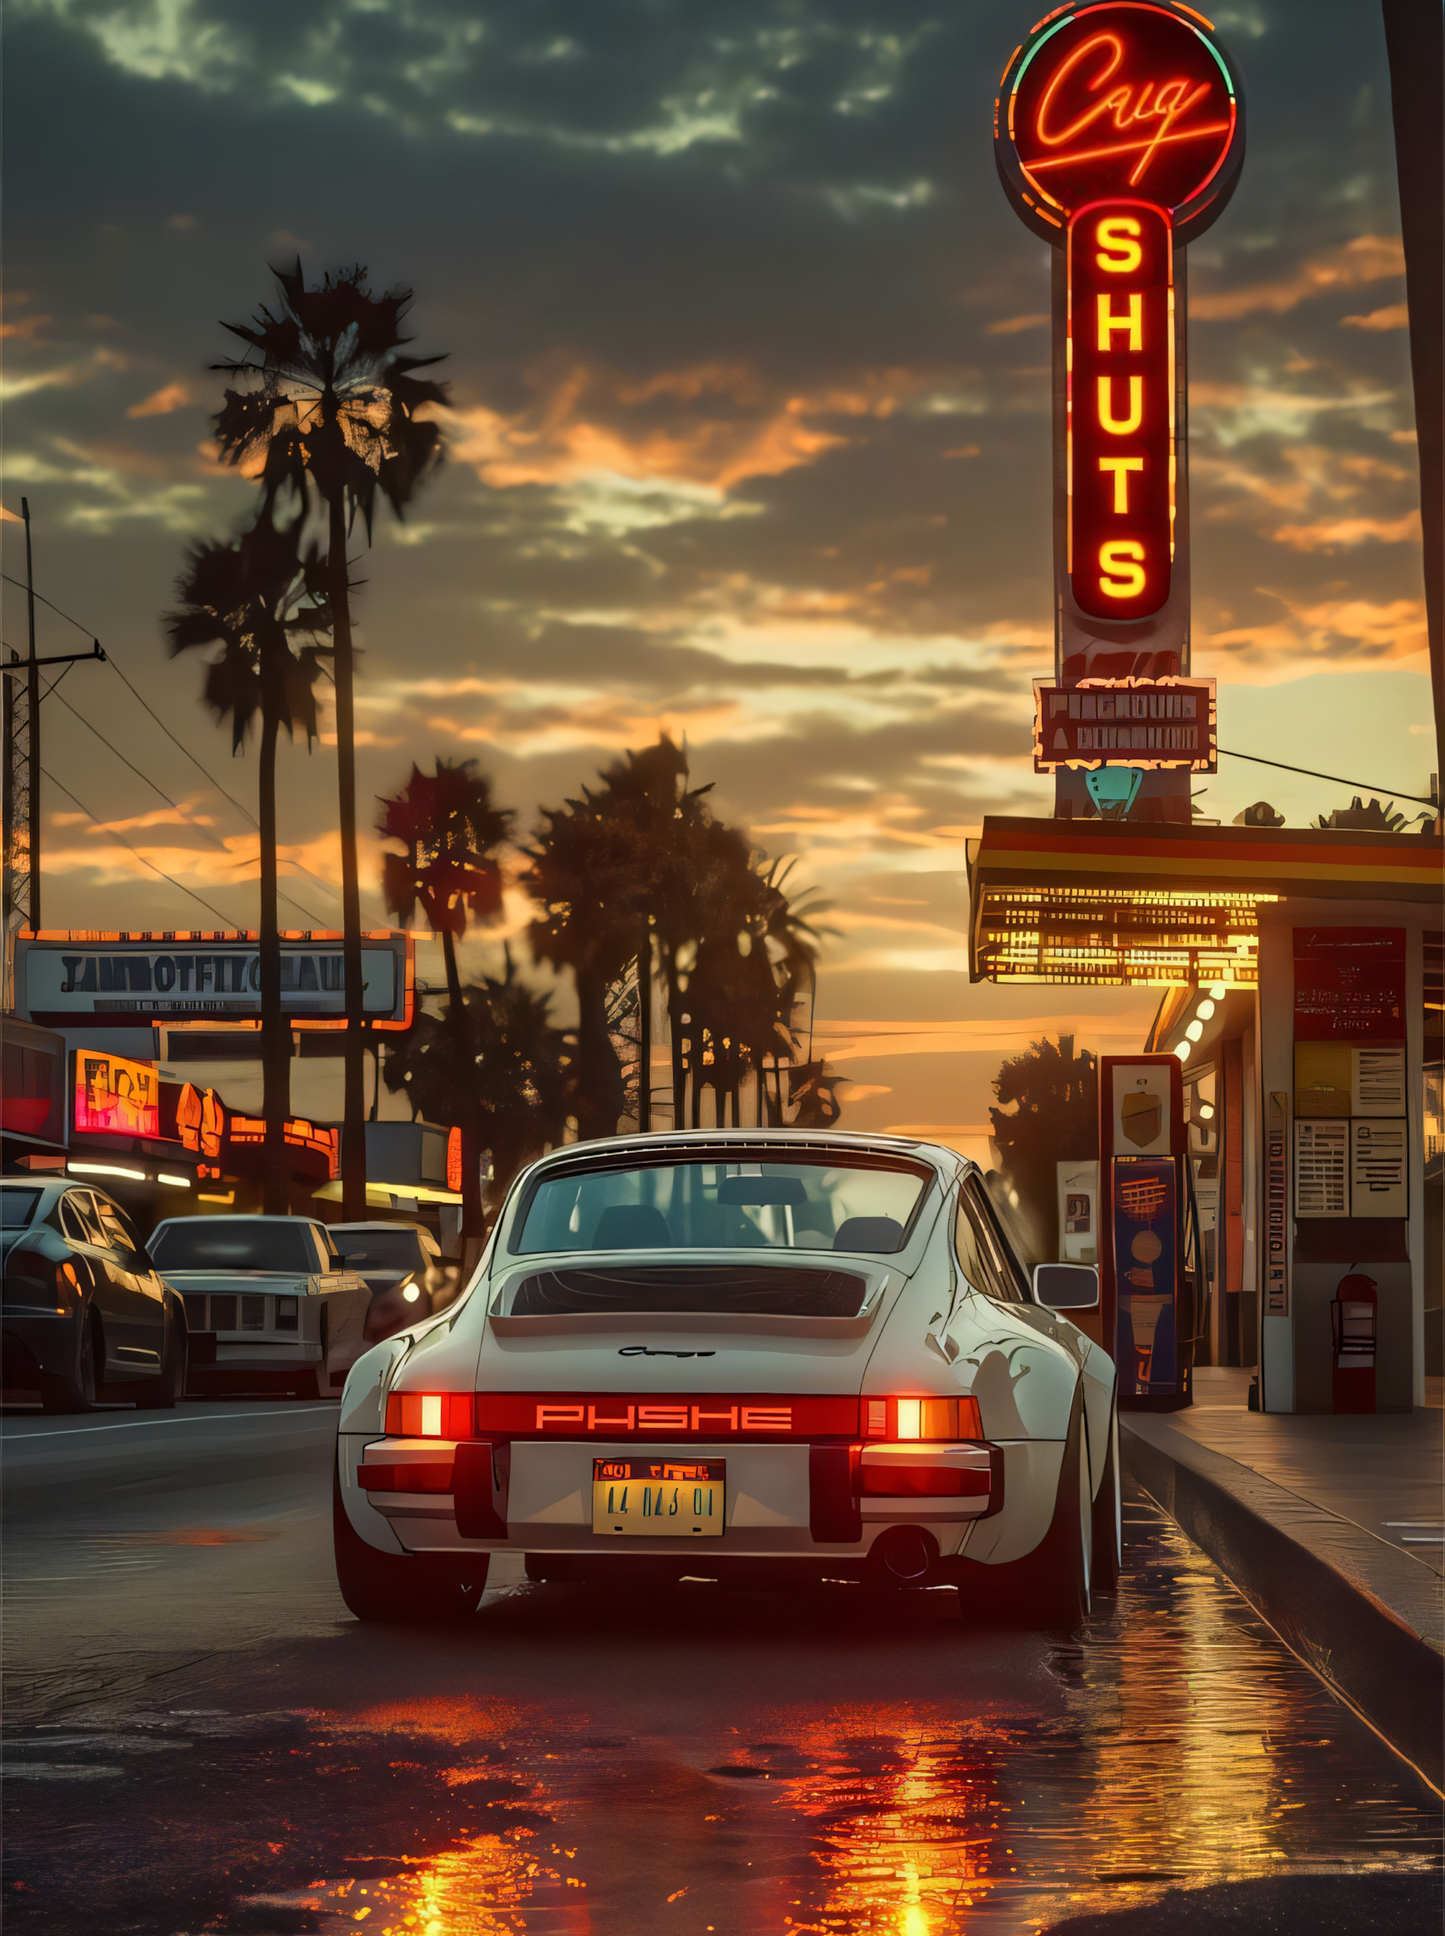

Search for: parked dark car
xmin=330 ymin=1221 xmax=461 ymax=1334
xmin=1 ymin=1178 xmax=187 ymax=1412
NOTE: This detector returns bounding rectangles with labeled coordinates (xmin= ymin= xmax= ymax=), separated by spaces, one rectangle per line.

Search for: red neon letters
xmin=1069 ymin=199 xmax=1173 ymax=621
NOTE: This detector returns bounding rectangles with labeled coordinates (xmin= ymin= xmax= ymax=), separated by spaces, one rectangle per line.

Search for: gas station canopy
xmin=968 ymin=819 xmax=1443 ymax=987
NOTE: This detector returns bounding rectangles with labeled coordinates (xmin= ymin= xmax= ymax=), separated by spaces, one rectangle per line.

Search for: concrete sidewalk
xmin=1121 ymin=1368 xmax=1443 ymax=1793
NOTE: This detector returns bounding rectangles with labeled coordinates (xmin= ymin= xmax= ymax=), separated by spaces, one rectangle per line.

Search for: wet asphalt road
xmin=2 ymin=1400 xmax=1440 ymax=1936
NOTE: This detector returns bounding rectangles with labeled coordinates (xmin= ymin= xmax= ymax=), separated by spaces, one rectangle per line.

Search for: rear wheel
xmin=957 ymin=1387 xmax=1091 ymax=1631
xmin=135 ymin=1317 xmax=187 ymax=1410
xmin=1090 ymin=1401 xmax=1122 ymax=1595
xmin=39 ymin=1311 xmax=99 ymax=1415
xmin=333 ymin=1472 xmax=488 ymax=1623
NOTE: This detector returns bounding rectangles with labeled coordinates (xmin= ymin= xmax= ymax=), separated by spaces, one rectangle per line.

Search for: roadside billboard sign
xmin=15 ymin=931 xmax=413 ymax=1030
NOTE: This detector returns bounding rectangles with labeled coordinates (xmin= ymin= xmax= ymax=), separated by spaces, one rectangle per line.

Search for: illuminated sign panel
xmin=73 ymin=1051 xmax=159 ymax=1139
xmin=1034 ymin=676 xmax=1216 ymax=770
xmin=998 ymin=3 xmax=1243 ymax=239
xmin=15 ymin=932 xmax=413 ymax=1029
xmin=1068 ymin=201 xmax=1173 ymax=618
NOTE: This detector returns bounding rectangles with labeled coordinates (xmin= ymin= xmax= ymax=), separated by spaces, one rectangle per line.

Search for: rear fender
xmin=958 ymin=1440 xmax=1066 ymax=1565
xmin=335 ymin=1434 xmax=408 ymax=1555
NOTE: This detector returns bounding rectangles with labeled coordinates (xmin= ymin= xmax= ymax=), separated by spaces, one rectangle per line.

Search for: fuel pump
xmin=1099 ymin=1054 xmax=1192 ymax=1411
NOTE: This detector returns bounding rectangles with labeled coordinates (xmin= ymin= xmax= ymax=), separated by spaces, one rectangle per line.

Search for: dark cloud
xmin=3 ymin=0 xmax=1429 ymax=1002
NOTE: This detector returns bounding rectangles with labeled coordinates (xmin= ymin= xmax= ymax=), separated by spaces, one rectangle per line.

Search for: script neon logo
xmin=1025 ymin=31 xmax=1231 ymax=188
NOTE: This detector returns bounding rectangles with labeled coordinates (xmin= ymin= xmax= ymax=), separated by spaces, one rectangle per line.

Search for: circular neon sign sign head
xmin=996 ymin=2 xmax=1246 ymax=245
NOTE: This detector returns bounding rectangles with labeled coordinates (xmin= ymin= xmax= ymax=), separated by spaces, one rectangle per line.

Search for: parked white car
xmin=333 ymin=1131 xmax=1119 ymax=1625
xmin=149 ymin=1215 xmax=372 ymax=1400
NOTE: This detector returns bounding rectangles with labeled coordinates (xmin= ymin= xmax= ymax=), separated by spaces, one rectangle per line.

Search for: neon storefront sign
xmin=995 ymin=4 xmax=1244 ymax=626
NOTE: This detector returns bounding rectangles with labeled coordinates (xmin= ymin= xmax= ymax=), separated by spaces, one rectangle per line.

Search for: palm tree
xmin=378 ymin=759 xmax=511 ymax=1237
xmin=384 ymin=954 xmax=570 ymax=1235
xmin=166 ymin=518 xmax=331 ymax=1210
xmin=521 ymin=792 xmax=652 ymax=1141
xmin=378 ymin=759 xmax=511 ymax=1016
xmin=211 ymin=260 xmax=449 ymax=1218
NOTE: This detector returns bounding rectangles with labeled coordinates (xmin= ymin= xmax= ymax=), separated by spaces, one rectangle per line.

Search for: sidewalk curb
xmin=1121 ymin=1415 xmax=1444 ymax=1792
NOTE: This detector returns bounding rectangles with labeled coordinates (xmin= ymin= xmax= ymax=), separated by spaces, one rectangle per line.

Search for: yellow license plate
xmin=592 ymin=1458 xmax=725 ymax=1537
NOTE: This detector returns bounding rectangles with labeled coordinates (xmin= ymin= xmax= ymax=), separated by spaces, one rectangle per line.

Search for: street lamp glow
xmin=1186 ymin=1019 xmax=1205 ymax=1041
xmin=157 ymin=1173 xmax=192 ymax=1188
xmin=69 ymin=1162 xmax=146 ymax=1182
xmin=1208 ymin=982 xmax=1228 ymax=1000
xmin=1195 ymin=999 xmax=1215 ymax=1020
xmin=1174 ymin=1040 xmax=1191 ymax=1060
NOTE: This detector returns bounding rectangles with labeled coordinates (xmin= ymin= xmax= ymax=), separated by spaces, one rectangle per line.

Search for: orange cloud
xmin=1271 ymin=512 xmax=1421 ymax=551
xmin=448 ymin=359 xmax=920 ymax=495
xmin=1191 ymin=235 xmax=1404 ymax=321
xmin=127 ymin=381 xmax=196 ymax=418
xmin=985 ymin=314 xmax=1049 ymax=335
xmin=1342 ymin=303 xmax=1410 ymax=331
xmin=1203 ymin=595 xmax=1428 ymax=673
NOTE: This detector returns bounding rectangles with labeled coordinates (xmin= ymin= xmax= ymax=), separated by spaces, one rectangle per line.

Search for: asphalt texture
xmin=2 ymin=1399 xmax=1441 ymax=1935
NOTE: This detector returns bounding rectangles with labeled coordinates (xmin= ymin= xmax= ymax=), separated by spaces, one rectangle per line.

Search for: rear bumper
xmin=339 ymin=1433 xmax=1004 ymax=1562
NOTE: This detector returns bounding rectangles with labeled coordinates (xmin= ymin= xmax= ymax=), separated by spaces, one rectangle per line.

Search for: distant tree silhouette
xmin=385 ymin=954 xmax=569 ymax=1234
xmin=212 ymin=261 xmax=449 ymax=1217
xmin=989 ymin=1034 xmax=1098 ymax=1261
xmin=525 ymin=735 xmax=833 ymax=1136
xmin=166 ymin=518 xmax=330 ymax=1211
xmin=378 ymin=759 xmax=511 ymax=1236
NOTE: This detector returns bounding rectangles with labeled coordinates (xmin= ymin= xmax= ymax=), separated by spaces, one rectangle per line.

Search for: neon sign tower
xmin=996 ymin=3 xmax=1245 ymax=818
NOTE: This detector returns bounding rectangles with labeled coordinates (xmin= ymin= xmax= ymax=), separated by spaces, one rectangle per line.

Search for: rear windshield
xmin=513 ymin=1156 xmax=930 ymax=1256
xmin=149 ymin=1219 xmax=316 ymax=1273
xmin=337 ymin=1230 xmax=423 ymax=1269
xmin=0 ymin=1188 xmax=41 ymax=1229
xmin=510 ymin=1264 xmax=868 ymax=1318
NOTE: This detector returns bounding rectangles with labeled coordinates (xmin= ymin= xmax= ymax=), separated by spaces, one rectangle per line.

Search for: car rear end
xmin=1 ymin=1183 xmax=72 ymax=1391
xmin=337 ymin=1138 xmax=1005 ymax=1592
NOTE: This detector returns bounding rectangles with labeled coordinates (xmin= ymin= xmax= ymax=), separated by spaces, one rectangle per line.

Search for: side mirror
xmin=1034 ymin=1262 xmax=1100 ymax=1310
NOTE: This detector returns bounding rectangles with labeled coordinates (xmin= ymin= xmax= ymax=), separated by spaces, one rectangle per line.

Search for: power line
xmin=1 ymin=569 xmax=95 ymax=637
xmin=1218 ymin=747 xmax=1438 ymax=811
xmin=47 ymin=689 xmax=332 ymax=928
xmin=106 ymin=654 xmax=260 ymax=831
xmin=40 ymin=766 xmax=246 ymax=929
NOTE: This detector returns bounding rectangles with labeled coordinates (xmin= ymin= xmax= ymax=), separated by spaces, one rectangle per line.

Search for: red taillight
xmin=863 ymin=1396 xmax=983 ymax=1441
xmin=383 ymin=1392 xmax=475 ymax=1438
xmin=858 ymin=1464 xmax=990 ymax=1498
xmin=357 ymin=1460 xmax=455 ymax=1493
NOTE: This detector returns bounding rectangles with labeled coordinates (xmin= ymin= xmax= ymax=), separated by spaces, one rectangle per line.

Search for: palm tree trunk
xmin=668 ymin=977 xmax=686 ymax=1131
xmin=329 ymin=495 xmax=367 ymax=1219
xmin=574 ymin=964 xmax=622 ymax=1140
xmin=442 ymin=927 xmax=464 ymax=1019
xmin=637 ymin=929 xmax=651 ymax=1132
xmin=258 ymin=697 xmax=288 ymax=1214
xmin=442 ymin=929 xmax=485 ymax=1242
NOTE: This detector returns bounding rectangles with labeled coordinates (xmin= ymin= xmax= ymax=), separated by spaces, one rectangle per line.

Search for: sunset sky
xmin=2 ymin=0 xmax=1433 ymax=1146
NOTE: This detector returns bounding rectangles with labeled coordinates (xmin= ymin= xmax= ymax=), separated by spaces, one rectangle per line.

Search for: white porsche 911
xmin=333 ymin=1130 xmax=1119 ymax=1627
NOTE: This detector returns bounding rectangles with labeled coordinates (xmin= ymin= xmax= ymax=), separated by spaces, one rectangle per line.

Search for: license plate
xmin=592 ymin=1458 xmax=725 ymax=1537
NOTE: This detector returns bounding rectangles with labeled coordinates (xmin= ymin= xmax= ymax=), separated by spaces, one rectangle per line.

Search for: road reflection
xmin=5 ymin=1493 xmax=1439 ymax=1934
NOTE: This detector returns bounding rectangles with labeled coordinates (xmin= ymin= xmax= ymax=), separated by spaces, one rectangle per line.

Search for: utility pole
xmin=1 ymin=500 xmax=106 ymax=1009
xmin=24 ymin=499 xmax=40 ymax=930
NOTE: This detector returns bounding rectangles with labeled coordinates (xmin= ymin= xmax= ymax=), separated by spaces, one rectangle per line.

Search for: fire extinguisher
xmin=1330 ymin=1272 xmax=1377 ymax=1415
